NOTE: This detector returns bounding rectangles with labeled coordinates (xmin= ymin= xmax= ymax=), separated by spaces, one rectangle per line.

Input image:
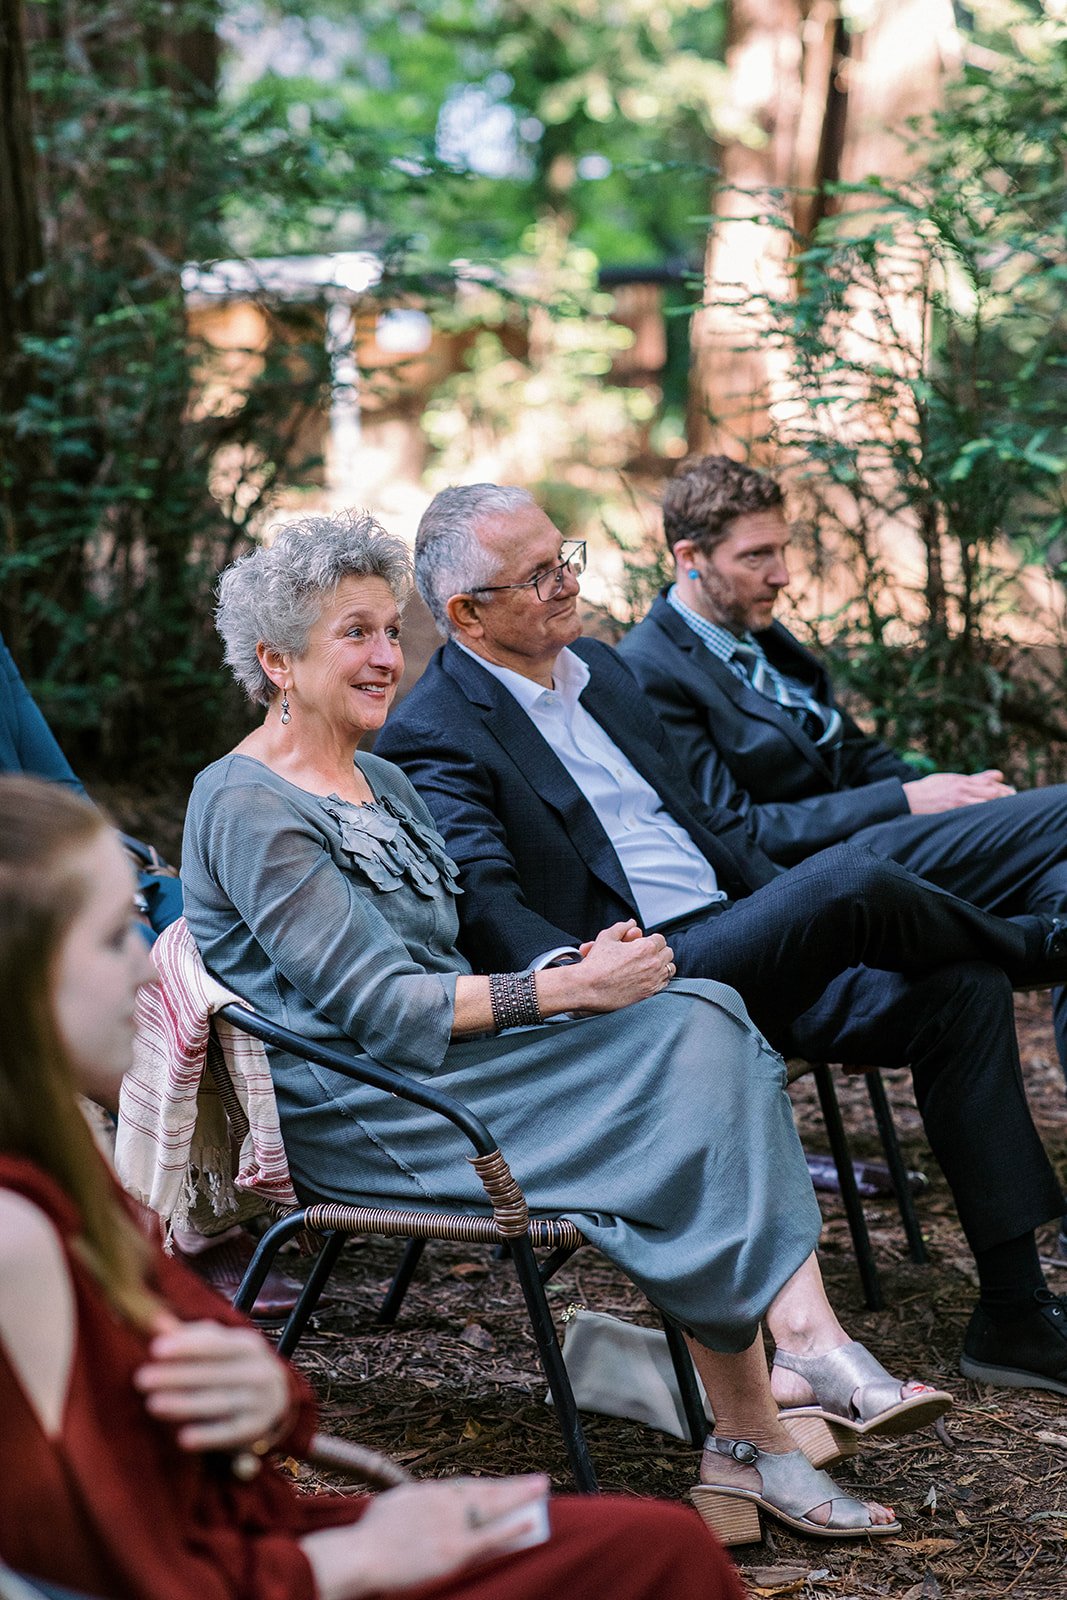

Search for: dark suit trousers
xmin=850 ymin=783 xmax=1067 ymax=1075
xmin=668 ymin=843 xmax=1064 ymax=1254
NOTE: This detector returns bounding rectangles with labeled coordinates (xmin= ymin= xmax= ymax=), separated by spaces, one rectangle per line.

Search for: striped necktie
xmin=731 ymin=640 xmax=842 ymax=748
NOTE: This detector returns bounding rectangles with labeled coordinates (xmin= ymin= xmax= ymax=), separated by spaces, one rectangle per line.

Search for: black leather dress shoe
xmin=959 ymin=1289 xmax=1067 ymax=1396
xmin=176 ymin=1232 xmax=303 ymax=1323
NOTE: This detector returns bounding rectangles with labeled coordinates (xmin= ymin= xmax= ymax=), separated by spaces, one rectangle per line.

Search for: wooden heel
xmin=826 ymin=1421 xmax=860 ymax=1459
xmin=780 ymin=1411 xmax=857 ymax=1467
xmin=690 ymin=1485 xmax=762 ymax=1546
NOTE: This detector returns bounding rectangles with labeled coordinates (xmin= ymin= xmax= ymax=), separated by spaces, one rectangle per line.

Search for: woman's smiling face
xmin=288 ymin=576 xmax=405 ymax=738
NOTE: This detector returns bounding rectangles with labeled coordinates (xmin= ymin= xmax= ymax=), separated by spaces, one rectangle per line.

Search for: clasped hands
xmin=571 ymin=919 xmax=676 ymax=1010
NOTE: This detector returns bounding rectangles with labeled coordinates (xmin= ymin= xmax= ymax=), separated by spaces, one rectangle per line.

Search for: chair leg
xmin=376 ymin=1237 xmax=428 ymax=1325
xmin=508 ymin=1233 xmax=599 ymax=1491
xmin=661 ymin=1314 xmax=708 ymax=1448
xmin=537 ymin=1242 xmax=581 ymax=1285
xmin=276 ymin=1231 xmax=348 ymax=1358
xmin=813 ymin=1065 xmax=884 ymax=1311
xmin=232 ymin=1211 xmax=310 ymax=1315
xmin=866 ymin=1071 xmax=927 ymax=1265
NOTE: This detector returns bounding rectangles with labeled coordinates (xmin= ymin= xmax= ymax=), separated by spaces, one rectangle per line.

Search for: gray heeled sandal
xmin=690 ymin=1435 xmax=901 ymax=1546
xmin=776 ymin=1339 xmax=953 ymax=1467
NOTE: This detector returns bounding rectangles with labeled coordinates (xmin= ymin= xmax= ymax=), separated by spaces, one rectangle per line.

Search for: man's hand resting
xmin=903 ymin=770 xmax=1015 ymax=815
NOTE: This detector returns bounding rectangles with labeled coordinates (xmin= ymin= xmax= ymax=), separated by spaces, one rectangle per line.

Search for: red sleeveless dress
xmin=0 ymin=1155 xmax=741 ymax=1600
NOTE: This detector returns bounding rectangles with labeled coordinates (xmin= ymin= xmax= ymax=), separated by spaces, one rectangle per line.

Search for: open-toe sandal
xmin=776 ymin=1339 xmax=953 ymax=1466
xmin=690 ymin=1435 xmax=901 ymax=1546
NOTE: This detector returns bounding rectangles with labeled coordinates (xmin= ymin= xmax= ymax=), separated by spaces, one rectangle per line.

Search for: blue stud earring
xmin=687 ymin=568 xmax=699 ymax=580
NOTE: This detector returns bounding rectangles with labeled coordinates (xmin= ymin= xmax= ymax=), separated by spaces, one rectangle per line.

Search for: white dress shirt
xmin=457 ymin=642 xmax=724 ymax=928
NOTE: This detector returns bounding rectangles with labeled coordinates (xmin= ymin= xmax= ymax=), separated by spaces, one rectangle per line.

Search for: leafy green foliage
xmin=222 ymin=0 xmax=726 ymax=267
xmin=709 ymin=1 xmax=1067 ymax=777
xmin=3 ymin=0 xmax=733 ymax=781
xmin=422 ymin=222 xmax=653 ymax=494
xmin=2 ymin=0 xmax=414 ymax=775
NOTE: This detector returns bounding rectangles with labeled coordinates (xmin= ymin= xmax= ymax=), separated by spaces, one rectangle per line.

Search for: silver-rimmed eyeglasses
xmin=470 ymin=540 xmax=586 ymax=603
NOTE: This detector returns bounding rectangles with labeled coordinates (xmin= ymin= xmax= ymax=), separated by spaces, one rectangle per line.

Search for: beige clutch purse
xmin=549 ymin=1305 xmax=711 ymax=1440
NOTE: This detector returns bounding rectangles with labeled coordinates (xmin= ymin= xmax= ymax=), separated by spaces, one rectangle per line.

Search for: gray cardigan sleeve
xmin=189 ymin=772 xmax=460 ymax=1075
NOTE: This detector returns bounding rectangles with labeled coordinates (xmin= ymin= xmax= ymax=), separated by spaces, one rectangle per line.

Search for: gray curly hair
xmin=216 ymin=509 xmax=413 ymax=706
xmin=415 ymin=484 xmax=535 ymax=634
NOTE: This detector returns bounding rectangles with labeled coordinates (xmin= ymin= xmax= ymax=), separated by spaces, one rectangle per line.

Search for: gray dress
xmin=181 ymin=751 xmax=820 ymax=1353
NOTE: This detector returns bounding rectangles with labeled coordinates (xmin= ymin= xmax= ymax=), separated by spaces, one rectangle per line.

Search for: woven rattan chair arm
xmin=468 ymin=1148 xmax=529 ymax=1237
xmin=213 ymin=1004 xmax=575 ymax=1242
xmin=300 ymin=1202 xmax=583 ymax=1250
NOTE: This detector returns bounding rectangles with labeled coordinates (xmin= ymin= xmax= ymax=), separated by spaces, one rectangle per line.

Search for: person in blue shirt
xmin=0 ymin=629 xmax=183 ymax=935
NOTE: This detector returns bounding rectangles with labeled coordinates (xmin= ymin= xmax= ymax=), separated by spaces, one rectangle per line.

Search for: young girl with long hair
xmin=0 ymin=775 xmax=742 ymax=1600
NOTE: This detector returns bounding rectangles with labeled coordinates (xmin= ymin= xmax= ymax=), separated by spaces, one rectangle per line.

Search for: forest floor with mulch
xmin=101 ymin=788 xmax=1067 ymax=1597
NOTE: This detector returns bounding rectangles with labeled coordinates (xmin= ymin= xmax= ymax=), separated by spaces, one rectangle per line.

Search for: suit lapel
xmin=580 ymin=665 xmax=683 ymax=799
xmin=653 ymin=600 xmax=837 ymax=785
xmin=441 ymin=643 xmax=638 ymax=913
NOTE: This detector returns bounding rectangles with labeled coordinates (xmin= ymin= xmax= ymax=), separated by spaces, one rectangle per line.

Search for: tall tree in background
xmin=3 ymin=0 xmax=737 ymax=781
xmin=0 ymin=0 xmax=225 ymax=762
xmin=0 ymin=0 xmax=47 ymax=641
xmin=0 ymin=0 xmax=347 ymax=774
xmin=688 ymin=0 xmax=1067 ymax=779
xmin=0 ymin=0 xmax=44 ymax=390
xmin=689 ymin=0 xmax=957 ymax=451
xmin=7 ymin=0 xmax=1061 ymax=782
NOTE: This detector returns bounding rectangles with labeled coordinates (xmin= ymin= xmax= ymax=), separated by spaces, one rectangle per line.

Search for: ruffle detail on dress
xmin=324 ymin=792 xmax=463 ymax=898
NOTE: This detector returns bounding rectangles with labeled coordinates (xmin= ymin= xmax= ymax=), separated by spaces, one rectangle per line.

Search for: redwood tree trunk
xmin=0 ymin=0 xmax=44 ymax=379
xmin=688 ymin=0 xmax=953 ymax=457
xmin=0 ymin=0 xmax=224 ymax=761
xmin=0 ymin=0 xmax=47 ymax=655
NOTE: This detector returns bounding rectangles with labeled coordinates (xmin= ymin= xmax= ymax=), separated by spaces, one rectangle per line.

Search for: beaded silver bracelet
xmin=488 ymin=970 xmax=543 ymax=1031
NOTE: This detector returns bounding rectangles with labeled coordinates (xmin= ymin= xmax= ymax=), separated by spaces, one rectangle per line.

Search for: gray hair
xmin=415 ymin=484 xmax=536 ymax=634
xmin=216 ymin=508 xmax=413 ymax=706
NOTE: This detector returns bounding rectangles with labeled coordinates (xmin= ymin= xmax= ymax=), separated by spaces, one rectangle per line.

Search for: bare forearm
xmin=301 ymin=1526 xmax=380 ymax=1600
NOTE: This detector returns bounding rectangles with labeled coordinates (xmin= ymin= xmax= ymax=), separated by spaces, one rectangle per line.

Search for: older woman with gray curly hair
xmin=180 ymin=509 xmax=902 ymax=1547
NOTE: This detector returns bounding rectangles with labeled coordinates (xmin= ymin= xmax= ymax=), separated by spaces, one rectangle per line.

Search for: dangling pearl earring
xmin=280 ymin=691 xmax=291 ymax=725
xmin=687 ymin=568 xmax=700 ymax=580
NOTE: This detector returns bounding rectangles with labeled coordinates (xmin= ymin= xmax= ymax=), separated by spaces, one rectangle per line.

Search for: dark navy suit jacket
xmin=617 ymin=594 xmax=914 ymax=866
xmin=376 ymin=637 xmax=780 ymax=972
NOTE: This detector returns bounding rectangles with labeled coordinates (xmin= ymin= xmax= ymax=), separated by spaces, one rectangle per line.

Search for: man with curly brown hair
xmin=618 ymin=454 xmax=1067 ymax=1106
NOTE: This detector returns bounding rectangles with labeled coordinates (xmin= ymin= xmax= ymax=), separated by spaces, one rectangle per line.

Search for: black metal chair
xmin=790 ymin=1061 xmax=927 ymax=1312
xmin=209 ymin=1002 xmax=708 ymax=1492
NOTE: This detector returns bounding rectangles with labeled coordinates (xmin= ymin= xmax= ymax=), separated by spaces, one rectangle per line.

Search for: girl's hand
xmin=303 ymin=1476 xmax=551 ymax=1600
xmin=133 ymin=1312 xmax=291 ymax=1452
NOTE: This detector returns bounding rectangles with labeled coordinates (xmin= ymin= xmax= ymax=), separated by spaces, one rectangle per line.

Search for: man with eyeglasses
xmin=378 ymin=480 xmax=1067 ymax=1395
